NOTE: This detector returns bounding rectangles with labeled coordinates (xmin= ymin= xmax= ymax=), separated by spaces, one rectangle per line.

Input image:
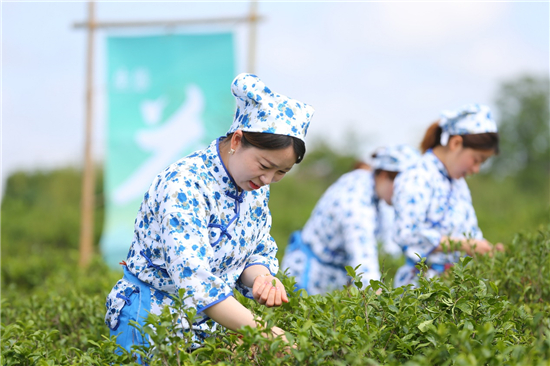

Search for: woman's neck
xmin=431 ymin=146 xmax=452 ymax=176
xmin=219 ymin=138 xmax=230 ymax=170
xmin=218 ymin=138 xmax=241 ymax=192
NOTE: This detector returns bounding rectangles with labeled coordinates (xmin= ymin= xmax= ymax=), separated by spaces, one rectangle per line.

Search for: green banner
xmin=101 ymin=33 xmax=235 ymax=269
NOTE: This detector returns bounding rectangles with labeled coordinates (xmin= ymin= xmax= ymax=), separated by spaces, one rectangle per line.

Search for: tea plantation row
xmin=2 ymin=227 xmax=549 ymax=365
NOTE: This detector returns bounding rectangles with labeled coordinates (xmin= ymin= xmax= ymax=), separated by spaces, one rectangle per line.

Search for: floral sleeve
xmin=236 ymin=209 xmax=279 ymax=299
xmin=392 ymin=170 xmax=442 ymax=263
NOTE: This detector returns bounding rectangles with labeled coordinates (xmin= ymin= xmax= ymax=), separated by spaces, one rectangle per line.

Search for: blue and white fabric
xmin=227 ymin=73 xmax=315 ymax=143
xmin=105 ymin=138 xmax=279 ymax=349
xmin=378 ymin=200 xmax=402 ymax=257
xmin=281 ymin=169 xmax=384 ymax=295
xmin=370 ymin=144 xmax=421 ymax=172
xmin=439 ymin=103 xmax=497 ymax=146
xmin=392 ymin=150 xmax=483 ymax=287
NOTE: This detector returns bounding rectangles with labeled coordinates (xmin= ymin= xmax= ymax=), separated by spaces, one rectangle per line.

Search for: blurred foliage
xmin=476 ymin=73 xmax=549 ymax=244
xmin=490 ymin=74 xmax=549 ymax=186
xmin=468 ymin=174 xmax=549 ymax=246
xmin=1 ymin=168 xmax=104 ymax=290
xmin=1 ymin=167 xmax=104 ymax=249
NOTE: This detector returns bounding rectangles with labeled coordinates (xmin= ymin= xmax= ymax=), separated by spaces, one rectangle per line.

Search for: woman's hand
xmin=252 ymin=274 xmax=289 ymax=307
xmin=468 ymin=239 xmax=505 ymax=256
xmin=494 ymin=243 xmax=505 ymax=252
xmin=469 ymin=239 xmax=493 ymax=255
xmin=270 ymin=326 xmax=296 ymax=355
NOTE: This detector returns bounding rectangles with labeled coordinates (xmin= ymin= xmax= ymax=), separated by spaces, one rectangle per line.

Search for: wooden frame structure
xmin=75 ymin=1 xmax=262 ymax=268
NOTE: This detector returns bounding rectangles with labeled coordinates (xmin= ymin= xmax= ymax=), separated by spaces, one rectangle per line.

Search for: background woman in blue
xmin=393 ymin=104 xmax=505 ymax=288
xmin=281 ymin=145 xmax=420 ymax=295
xmin=104 ymin=73 xmax=314 ymax=356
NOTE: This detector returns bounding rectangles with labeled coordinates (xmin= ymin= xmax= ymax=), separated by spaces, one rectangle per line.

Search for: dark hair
xmin=352 ymin=161 xmax=371 ymax=171
xmin=374 ymin=169 xmax=399 ymax=181
xmin=420 ymin=121 xmax=500 ymax=154
xmin=223 ymin=131 xmax=306 ymax=163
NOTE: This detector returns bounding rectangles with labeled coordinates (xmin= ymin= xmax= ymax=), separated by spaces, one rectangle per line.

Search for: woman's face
xmin=228 ymin=139 xmax=296 ymax=191
xmin=374 ymin=172 xmax=395 ymax=205
xmin=447 ymin=145 xmax=494 ymax=179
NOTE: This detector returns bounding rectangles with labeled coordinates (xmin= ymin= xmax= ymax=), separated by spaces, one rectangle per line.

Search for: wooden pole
xmin=248 ymin=0 xmax=258 ymax=73
xmin=78 ymin=0 xmax=96 ymax=269
xmin=73 ymin=15 xmax=263 ymax=29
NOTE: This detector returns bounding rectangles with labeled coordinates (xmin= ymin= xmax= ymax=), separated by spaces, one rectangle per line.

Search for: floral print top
xmin=105 ymin=138 xmax=278 ymax=333
xmin=392 ymin=149 xmax=483 ymax=278
xmin=283 ymin=169 xmax=383 ymax=286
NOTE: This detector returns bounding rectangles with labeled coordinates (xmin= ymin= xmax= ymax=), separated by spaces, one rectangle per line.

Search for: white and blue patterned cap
xmin=227 ymin=73 xmax=315 ymax=143
xmin=370 ymin=144 xmax=421 ymax=172
xmin=438 ymin=103 xmax=498 ymax=146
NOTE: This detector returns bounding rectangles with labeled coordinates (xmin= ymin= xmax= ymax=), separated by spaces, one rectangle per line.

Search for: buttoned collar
xmin=425 ymin=149 xmax=452 ymax=181
xmin=201 ymin=138 xmax=246 ymax=200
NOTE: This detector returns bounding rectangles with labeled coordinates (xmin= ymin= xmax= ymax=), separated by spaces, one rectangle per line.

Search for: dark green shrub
xmin=99 ymin=253 xmax=549 ymax=365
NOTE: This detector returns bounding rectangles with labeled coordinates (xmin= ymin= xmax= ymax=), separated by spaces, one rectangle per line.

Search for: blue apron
xmin=286 ymin=231 xmax=347 ymax=292
xmin=110 ymin=266 xmax=160 ymax=363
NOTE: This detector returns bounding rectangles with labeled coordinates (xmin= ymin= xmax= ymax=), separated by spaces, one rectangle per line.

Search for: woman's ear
xmin=231 ymin=130 xmax=243 ymax=151
xmin=448 ymin=135 xmax=463 ymax=152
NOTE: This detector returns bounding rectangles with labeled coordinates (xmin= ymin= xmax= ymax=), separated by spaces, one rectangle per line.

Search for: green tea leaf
xmin=418 ymin=319 xmax=435 ymax=332
xmin=455 ymin=299 xmax=473 ymax=315
xmin=345 ymin=265 xmax=356 ymax=278
xmin=418 ymin=292 xmax=433 ymax=300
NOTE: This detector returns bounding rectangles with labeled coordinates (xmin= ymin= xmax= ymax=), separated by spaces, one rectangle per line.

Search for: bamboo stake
xmin=78 ymin=0 xmax=95 ymax=269
xmin=248 ymin=0 xmax=258 ymax=74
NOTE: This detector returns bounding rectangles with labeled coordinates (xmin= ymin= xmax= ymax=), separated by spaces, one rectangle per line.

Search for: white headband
xmin=439 ymin=104 xmax=497 ymax=146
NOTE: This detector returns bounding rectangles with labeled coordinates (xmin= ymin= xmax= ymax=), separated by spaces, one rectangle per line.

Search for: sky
xmin=2 ymin=1 xmax=549 ymax=195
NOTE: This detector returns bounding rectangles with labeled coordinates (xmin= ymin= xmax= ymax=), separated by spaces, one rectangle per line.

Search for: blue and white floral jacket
xmin=105 ymin=138 xmax=278 ymax=336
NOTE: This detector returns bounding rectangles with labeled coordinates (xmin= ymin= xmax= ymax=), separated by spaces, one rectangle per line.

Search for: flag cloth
xmin=101 ymin=33 xmax=235 ymax=269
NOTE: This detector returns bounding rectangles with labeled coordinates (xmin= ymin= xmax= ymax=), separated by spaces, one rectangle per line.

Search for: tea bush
xmin=465 ymin=228 xmax=550 ymax=305
xmin=2 ymin=227 xmax=549 ymax=365
xmin=1 ymin=251 xmax=122 ymax=365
